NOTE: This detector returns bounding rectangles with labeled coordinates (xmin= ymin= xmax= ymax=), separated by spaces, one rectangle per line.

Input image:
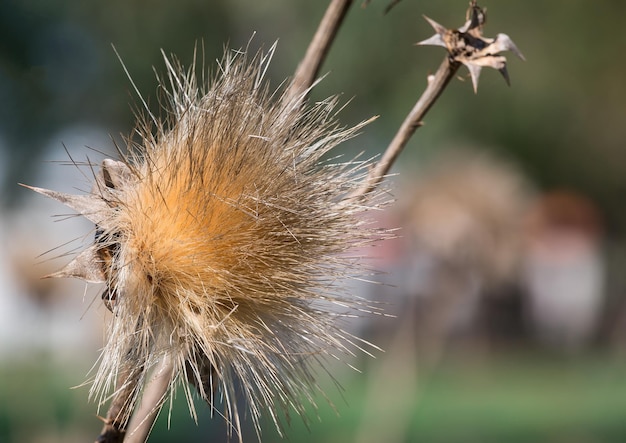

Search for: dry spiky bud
xmin=417 ymin=1 xmax=525 ymax=92
xmin=26 ymin=44 xmax=388 ymax=440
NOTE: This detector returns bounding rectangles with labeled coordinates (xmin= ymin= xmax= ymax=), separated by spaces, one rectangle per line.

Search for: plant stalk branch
xmin=285 ymin=0 xmax=354 ymax=102
xmin=96 ymin=364 xmax=145 ymax=443
xmin=124 ymin=355 xmax=175 ymax=443
xmin=350 ymin=57 xmax=460 ymax=200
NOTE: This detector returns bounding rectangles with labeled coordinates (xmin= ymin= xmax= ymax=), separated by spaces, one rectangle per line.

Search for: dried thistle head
xmin=417 ymin=1 xmax=525 ymax=92
xmin=27 ymin=44 xmax=387 ymax=439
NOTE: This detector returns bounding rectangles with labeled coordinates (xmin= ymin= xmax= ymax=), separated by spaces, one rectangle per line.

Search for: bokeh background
xmin=2 ymin=1 xmax=626 ymax=442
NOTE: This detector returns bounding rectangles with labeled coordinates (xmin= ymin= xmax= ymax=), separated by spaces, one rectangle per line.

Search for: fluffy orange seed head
xmin=31 ymin=45 xmax=388 ymax=439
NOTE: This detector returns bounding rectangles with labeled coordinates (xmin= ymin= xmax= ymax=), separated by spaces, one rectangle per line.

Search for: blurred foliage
xmin=4 ymin=353 xmax=626 ymax=442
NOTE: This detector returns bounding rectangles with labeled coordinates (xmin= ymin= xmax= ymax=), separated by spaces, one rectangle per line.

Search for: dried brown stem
xmin=96 ymin=365 xmax=144 ymax=443
xmin=349 ymin=57 xmax=460 ymax=200
xmin=96 ymin=395 xmax=127 ymax=443
xmin=285 ymin=0 xmax=354 ymax=102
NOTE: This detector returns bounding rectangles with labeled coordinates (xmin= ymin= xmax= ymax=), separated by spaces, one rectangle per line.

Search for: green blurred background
xmin=1 ymin=1 xmax=626 ymax=442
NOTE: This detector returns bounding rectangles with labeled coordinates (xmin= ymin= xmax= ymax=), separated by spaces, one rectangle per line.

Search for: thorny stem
xmin=96 ymin=395 xmax=127 ymax=443
xmin=124 ymin=355 xmax=175 ymax=443
xmin=349 ymin=56 xmax=460 ymax=200
xmin=96 ymin=364 xmax=145 ymax=443
xmin=285 ymin=0 xmax=354 ymax=103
